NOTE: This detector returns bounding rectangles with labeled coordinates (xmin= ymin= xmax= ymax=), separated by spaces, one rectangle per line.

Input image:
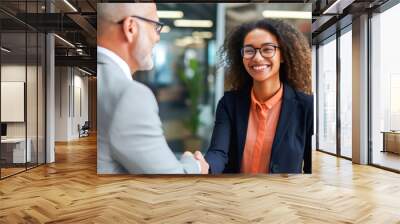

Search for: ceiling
xmin=311 ymin=0 xmax=391 ymax=43
xmin=1 ymin=0 xmax=394 ymax=74
xmin=0 ymin=0 xmax=97 ymax=74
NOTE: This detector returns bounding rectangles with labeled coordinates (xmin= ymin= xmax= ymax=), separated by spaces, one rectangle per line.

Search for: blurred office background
xmin=134 ymin=3 xmax=311 ymax=156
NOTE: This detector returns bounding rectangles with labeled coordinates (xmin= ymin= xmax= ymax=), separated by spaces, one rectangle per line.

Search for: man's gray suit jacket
xmin=97 ymin=50 xmax=199 ymax=174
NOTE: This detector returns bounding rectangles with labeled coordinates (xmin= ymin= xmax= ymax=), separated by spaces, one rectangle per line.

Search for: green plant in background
xmin=178 ymin=58 xmax=204 ymax=137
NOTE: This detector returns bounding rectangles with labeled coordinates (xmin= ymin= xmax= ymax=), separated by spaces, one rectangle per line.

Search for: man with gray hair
xmin=97 ymin=3 xmax=209 ymax=174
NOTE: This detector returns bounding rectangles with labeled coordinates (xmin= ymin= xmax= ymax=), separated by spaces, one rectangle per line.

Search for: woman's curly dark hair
xmin=221 ymin=19 xmax=311 ymax=94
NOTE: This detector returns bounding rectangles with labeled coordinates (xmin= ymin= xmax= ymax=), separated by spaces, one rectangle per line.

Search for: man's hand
xmin=194 ymin=151 xmax=209 ymax=174
xmin=182 ymin=151 xmax=194 ymax=157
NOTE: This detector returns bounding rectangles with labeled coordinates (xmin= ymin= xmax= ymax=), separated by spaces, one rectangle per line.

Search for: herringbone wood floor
xmin=1 ymin=134 xmax=400 ymax=223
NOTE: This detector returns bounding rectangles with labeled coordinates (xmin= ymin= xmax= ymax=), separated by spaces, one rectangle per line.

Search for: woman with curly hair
xmin=204 ymin=19 xmax=313 ymax=174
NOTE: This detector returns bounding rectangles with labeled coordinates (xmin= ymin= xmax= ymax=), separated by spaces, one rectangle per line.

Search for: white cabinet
xmin=1 ymin=138 xmax=32 ymax=163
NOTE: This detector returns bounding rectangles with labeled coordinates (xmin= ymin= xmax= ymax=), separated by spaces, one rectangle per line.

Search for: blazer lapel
xmin=270 ymin=84 xmax=298 ymax=162
xmin=236 ymin=86 xmax=251 ymax=167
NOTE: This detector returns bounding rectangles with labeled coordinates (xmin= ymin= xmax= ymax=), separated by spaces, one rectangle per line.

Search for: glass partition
xmin=38 ymin=32 xmax=45 ymax=165
xmin=27 ymin=31 xmax=38 ymax=169
xmin=1 ymin=30 xmax=28 ymax=177
xmin=0 ymin=1 xmax=46 ymax=179
xmin=317 ymin=36 xmax=337 ymax=155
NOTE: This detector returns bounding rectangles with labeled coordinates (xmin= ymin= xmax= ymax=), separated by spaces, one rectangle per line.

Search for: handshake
xmin=182 ymin=151 xmax=209 ymax=174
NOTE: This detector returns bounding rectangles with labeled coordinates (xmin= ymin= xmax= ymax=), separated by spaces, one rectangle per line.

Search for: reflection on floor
xmin=318 ymin=148 xmax=400 ymax=171
xmin=373 ymin=150 xmax=400 ymax=171
xmin=0 ymin=167 xmax=25 ymax=178
xmin=0 ymin=162 xmax=42 ymax=178
xmin=0 ymin=135 xmax=400 ymax=223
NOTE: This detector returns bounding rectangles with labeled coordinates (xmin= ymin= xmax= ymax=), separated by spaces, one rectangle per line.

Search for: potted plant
xmin=178 ymin=57 xmax=204 ymax=151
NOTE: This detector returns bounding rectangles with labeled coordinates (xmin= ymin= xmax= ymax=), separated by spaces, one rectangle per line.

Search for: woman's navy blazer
xmin=205 ymin=83 xmax=313 ymax=174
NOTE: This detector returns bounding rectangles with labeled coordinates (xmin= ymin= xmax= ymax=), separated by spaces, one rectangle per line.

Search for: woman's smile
xmin=250 ymin=64 xmax=271 ymax=72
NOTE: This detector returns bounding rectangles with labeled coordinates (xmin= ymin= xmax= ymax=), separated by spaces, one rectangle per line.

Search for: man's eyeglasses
xmin=241 ymin=44 xmax=280 ymax=59
xmin=118 ymin=15 xmax=164 ymax=34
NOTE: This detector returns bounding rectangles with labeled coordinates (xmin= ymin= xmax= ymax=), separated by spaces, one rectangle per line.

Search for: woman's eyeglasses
xmin=241 ymin=44 xmax=280 ymax=59
xmin=118 ymin=15 xmax=164 ymax=34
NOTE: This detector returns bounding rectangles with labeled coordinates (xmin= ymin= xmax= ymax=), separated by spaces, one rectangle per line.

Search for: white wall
xmin=1 ymin=65 xmax=39 ymax=137
xmin=72 ymin=72 xmax=89 ymax=138
xmin=1 ymin=65 xmax=27 ymax=141
xmin=55 ymin=67 xmax=89 ymax=141
xmin=55 ymin=66 xmax=69 ymax=141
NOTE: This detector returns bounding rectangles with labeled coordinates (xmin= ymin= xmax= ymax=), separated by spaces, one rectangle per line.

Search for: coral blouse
xmin=241 ymin=85 xmax=283 ymax=174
